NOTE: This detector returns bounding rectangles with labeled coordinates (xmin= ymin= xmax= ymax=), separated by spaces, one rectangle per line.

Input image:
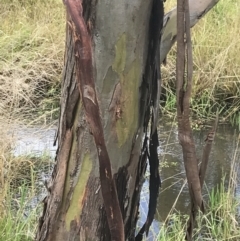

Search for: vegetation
xmin=158 ymin=176 xmax=240 ymax=240
xmin=0 ymin=0 xmax=239 ymax=240
xmin=162 ymin=0 xmax=240 ymax=127
xmin=0 ymin=0 xmax=65 ymax=123
xmin=0 ymin=186 xmax=39 ymax=241
xmin=0 ymin=132 xmax=53 ymax=240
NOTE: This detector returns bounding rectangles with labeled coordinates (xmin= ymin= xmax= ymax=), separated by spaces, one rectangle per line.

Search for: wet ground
xmin=12 ymin=121 xmax=240 ymax=240
xmin=157 ymin=122 xmax=240 ymax=221
xmin=137 ymin=122 xmax=240 ymax=240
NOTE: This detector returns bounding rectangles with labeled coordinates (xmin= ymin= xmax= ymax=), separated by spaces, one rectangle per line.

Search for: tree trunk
xmin=37 ymin=1 xmax=163 ymax=240
xmin=36 ymin=1 xmax=219 ymax=240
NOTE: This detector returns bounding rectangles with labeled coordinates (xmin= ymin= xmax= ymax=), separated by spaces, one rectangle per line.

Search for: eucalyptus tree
xmin=37 ymin=0 xmax=219 ymax=240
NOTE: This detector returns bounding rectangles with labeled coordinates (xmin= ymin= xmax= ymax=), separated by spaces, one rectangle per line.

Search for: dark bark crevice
xmin=136 ymin=0 xmax=164 ymax=240
xmin=124 ymin=135 xmax=148 ymax=240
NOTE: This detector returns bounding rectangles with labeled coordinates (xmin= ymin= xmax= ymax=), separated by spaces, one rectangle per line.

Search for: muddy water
xmin=155 ymin=123 xmax=239 ymax=223
xmin=13 ymin=122 xmax=239 ymax=239
xmin=137 ymin=122 xmax=239 ymax=240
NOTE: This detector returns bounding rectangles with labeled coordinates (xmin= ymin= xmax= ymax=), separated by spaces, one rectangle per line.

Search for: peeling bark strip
xmin=37 ymin=129 xmax=73 ymax=241
xmin=176 ymin=0 xmax=203 ymax=240
xmin=65 ymin=1 xmax=124 ymax=240
xmin=176 ymin=2 xmax=219 ymax=239
xmin=185 ymin=116 xmax=218 ymax=241
xmin=176 ymin=0 xmax=202 ymax=208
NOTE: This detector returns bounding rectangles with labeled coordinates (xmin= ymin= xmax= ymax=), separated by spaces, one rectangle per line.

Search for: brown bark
xmin=65 ymin=1 xmax=125 ymax=240
xmin=37 ymin=1 xmax=163 ymax=241
xmin=176 ymin=1 xmax=203 ymax=240
xmin=177 ymin=0 xmax=203 ymax=209
xmin=36 ymin=0 xmax=220 ymax=240
xmin=176 ymin=1 xmax=218 ymax=240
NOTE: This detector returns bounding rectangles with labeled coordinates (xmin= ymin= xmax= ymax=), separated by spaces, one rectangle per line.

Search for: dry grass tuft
xmin=162 ymin=0 xmax=240 ymax=126
xmin=0 ymin=0 xmax=65 ymax=123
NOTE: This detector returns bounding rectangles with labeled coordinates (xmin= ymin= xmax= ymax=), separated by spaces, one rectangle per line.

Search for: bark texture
xmin=176 ymin=2 xmax=203 ymax=240
xmin=176 ymin=0 xmax=218 ymax=240
xmin=65 ymin=1 xmax=125 ymax=240
xmin=37 ymin=1 xmax=163 ymax=241
xmin=176 ymin=0 xmax=203 ymax=211
xmin=36 ymin=0 xmax=219 ymax=240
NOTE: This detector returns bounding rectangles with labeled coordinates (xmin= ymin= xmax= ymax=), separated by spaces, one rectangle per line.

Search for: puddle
xmin=137 ymin=122 xmax=240 ymax=240
xmin=156 ymin=123 xmax=240 ymax=222
xmin=12 ymin=122 xmax=240 ymax=240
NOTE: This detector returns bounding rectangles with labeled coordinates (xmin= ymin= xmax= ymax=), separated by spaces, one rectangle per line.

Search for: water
xmin=155 ymin=122 xmax=240 ymax=222
xmin=11 ymin=126 xmax=57 ymax=216
xmin=12 ymin=122 xmax=239 ymax=239
xmin=137 ymin=122 xmax=240 ymax=240
xmin=13 ymin=126 xmax=57 ymax=157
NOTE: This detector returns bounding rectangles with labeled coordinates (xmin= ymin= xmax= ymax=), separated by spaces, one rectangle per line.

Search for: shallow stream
xmin=138 ymin=122 xmax=240 ymax=239
xmin=13 ymin=122 xmax=240 ymax=240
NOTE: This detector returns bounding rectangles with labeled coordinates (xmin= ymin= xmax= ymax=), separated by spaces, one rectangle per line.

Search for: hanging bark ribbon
xmin=176 ymin=0 xmax=202 ymax=240
xmin=176 ymin=0 xmax=203 ymax=213
xmin=176 ymin=1 xmax=218 ymax=240
xmin=65 ymin=1 xmax=124 ymax=240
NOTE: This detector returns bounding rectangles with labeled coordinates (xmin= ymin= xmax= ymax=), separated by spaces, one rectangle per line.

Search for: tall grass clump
xmin=0 ymin=122 xmax=53 ymax=202
xmin=0 ymin=185 xmax=39 ymax=241
xmin=161 ymin=0 xmax=240 ymax=127
xmin=0 ymin=0 xmax=65 ymax=123
xmin=158 ymin=178 xmax=240 ymax=240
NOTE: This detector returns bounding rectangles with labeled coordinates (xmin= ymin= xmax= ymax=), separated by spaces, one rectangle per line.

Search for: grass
xmin=0 ymin=151 xmax=53 ymax=241
xmin=158 ymin=178 xmax=240 ymax=241
xmin=157 ymin=130 xmax=240 ymax=241
xmin=0 ymin=2 xmax=63 ymax=237
xmin=0 ymin=150 xmax=53 ymax=200
xmin=0 ymin=185 xmax=39 ymax=241
xmin=0 ymin=122 xmax=54 ymax=240
xmin=0 ymin=1 xmax=240 ymax=240
xmin=161 ymin=0 xmax=240 ymax=127
xmin=0 ymin=0 xmax=65 ymax=123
